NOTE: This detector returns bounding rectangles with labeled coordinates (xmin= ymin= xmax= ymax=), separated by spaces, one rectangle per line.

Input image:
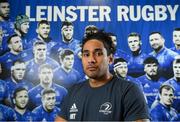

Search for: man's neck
xmin=132 ymin=49 xmax=141 ymax=56
xmin=154 ymin=46 xmax=164 ymax=53
xmin=174 ymin=77 xmax=180 ymax=82
xmin=15 ymin=30 xmax=22 ymax=37
xmin=146 ymin=74 xmax=159 ymax=81
xmin=0 ymin=16 xmax=6 ymax=22
xmin=175 ymin=44 xmax=180 ymax=50
xmin=62 ymin=66 xmax=71 ymax=73
xmin=15 ymin=107 xmax=26 ymax=115
xmin=89 ymin=73 xmax=113 ymax=88
xmin=62 ymin=37 xmax=73 ymax=44
xmin=40 ymin=82 xmax=52 ymax=89
xmin=35 ymin=58 xmax=45 ymax=64
xmin=43 ymin=105 xmax=53 ymax=113
xmin=159 ymin=101 xmax=170 ymax=109
xmin=11 ymin=77 xmax=19 ymax=84
xmin=10 ymin=50 xmax=20 ymax=55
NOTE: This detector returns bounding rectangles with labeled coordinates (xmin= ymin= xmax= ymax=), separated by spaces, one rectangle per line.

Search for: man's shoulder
xmin=112 ymin=76 xmax=137 ymax=88
xmin=32 ymin=105 xmax=43 ymax=114
xmin=67 ymin=80 xmax=88 ymax=92
xmin=163 ymin=47 xmax=178 ymax=57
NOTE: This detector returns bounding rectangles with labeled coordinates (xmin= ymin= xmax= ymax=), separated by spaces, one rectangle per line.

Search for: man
xmin=109 ymin=33 xmax=130 ymax=61
xmin=0 ymin=34 xmax=24 ymax=78
xmin=32 ymin=88 xmax=60 ymax=121
xmin=150 ymin=84 xmax=178 ymax=121
xmin=54 ymin=49 xmax=82 ymax=88
xmin=113 ymin=58 xmax=141 ymax=85
xmin=161 ymin=56 xmax=180 ymax=113
xmin=113 ymin=57 xmax=144 ymax=97
xmin=26 ymin=41 xmax=59 ymax=85
xmin=56 ymin=31 xmax=149 ymax=121
xmin=29 ymin=20 xmax=57 ymax=55
xmin=28 ymin=64 xmax=67 ymax=110
xmin=13 ymin=87 xmax=33 ymax=121
xmin=50 ymin=20 xmax=81 ymax=61
xmin=0 ymin=104 xmax=16 ymax=121
xmin=0 ymin=0 xmax=10 ymax=22
xmin=137 ymin=56 xmax=166 ymax=108
xmin=0 ymin=0 xmax=14 ymax=38
xmin=171 ymin=28 xmax=180 ymax=54
xmin=127 ymin=32 xmax=148 ymax=78
xmin=6 ymin=60 xmax=33 ymax=100
xmin=14 ymin=14 xmax=30 ymax=50
xmin=149 ymin=32 xmax=178 ymax=79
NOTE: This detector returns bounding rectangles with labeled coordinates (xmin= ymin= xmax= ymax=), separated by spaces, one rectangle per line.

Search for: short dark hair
xmin=128 ymin=32 xmax=141 ymax=40
xmin=33 ymin=41 xmax=46 ymax=48
xmin=13 ymin=87 xmax=28 ymax=99
xmin=61 ymin=20 xmax=73 ymax=28
xmin=82 ymin=30 xmax=116 ymax=56
xmin=149 ymin=31 xmax=162 ymax=37
xmin=37 ymin=20 xmax=50 ymax=28
xmin=159 ymin=84 xmax=174 ymax=94
xmin=59 ymin=49 xmax=74 ymax=60
xmin=0 ymin=0 xmax=9 ymax=3
xmin=174 ymin=28 xmax=180 ymax=31
xmin=12 ymin=60 xmax=25 ymax=67
xmin=173 ymin=56 xmax=180 ymax=64
xmin=114 ymin=58 xmax=127 ymax=64
xmin=114 ymin=58 xmax=127 ymax=68
xmin=41 ymin=88 xmax=56 ymax=96
xmin=143 ymin=57 xmax=159 ymax=65
xmin=7 ymin=34 xmax=19 ymax=44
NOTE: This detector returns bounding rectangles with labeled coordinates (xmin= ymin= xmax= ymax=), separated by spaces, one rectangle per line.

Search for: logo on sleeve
xmin=99 ymin=102 xmax=112 ymax=115
xmin=69 ymin=103 xmax=78 ymax=120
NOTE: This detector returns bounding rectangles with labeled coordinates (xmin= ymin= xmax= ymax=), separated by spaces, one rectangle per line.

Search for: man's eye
xmin=83 ymin=53 xmax=89 ymax=57
xmin=95 ymin=52 xmax=103 ymax=56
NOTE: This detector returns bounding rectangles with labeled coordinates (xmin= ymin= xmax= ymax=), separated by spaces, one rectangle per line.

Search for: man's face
xmin=128 ymin=36 xmax=141 ymax=52
xmin=173 ymin=62 xmax=180 ymax=78
xmin=173 ymin=30 xmax=180 ymax=46
xmin=9 ymin=36 xmax=23 ymax=52
xmin=61 ymin=25 xmax=73 ymax=42
xmin=37 ymin=23 xmax=50 ymax=39
xmin=61 ymin=54 xmax=74 ymax=71
xmin=144 ymin=63 xmax=158 ymax=76
xmin=114 ymin=62 xmax=128 ymax=78
xmin=12 ymin=62 xmax=26 ymax=81
xmin=20 ymin=22 xmax=30 ymax=34
xmin=82 ymin=39 xmax=112 ymax=79
xmin=149 ymin=33 xmax=164 ymax=50
xmin=14 ymin=90 xmax=29 ymax=109
xmin=160 ymin=88 xmax=174 ymax=106
xmin=34 ymin=44 xmax=47 ymax=61
xmin=0 ymin=2 xmax=10 ymax=19
xmin=42 ymin=93 xmax=56 ymax=112
xmin=39 ymin=67 xmax=53 ymax=86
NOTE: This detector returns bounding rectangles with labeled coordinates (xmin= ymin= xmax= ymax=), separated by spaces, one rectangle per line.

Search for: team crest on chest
xmin=99 ymin=102 xmax=112 ymax=115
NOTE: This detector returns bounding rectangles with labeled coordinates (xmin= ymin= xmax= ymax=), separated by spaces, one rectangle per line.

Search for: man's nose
xmin=88 ymin=54 xmax=96 ymax=63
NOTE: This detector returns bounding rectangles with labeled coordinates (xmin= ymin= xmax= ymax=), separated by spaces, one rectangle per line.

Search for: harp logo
xmin=99 ymin=102 xmax=112 ymax=115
